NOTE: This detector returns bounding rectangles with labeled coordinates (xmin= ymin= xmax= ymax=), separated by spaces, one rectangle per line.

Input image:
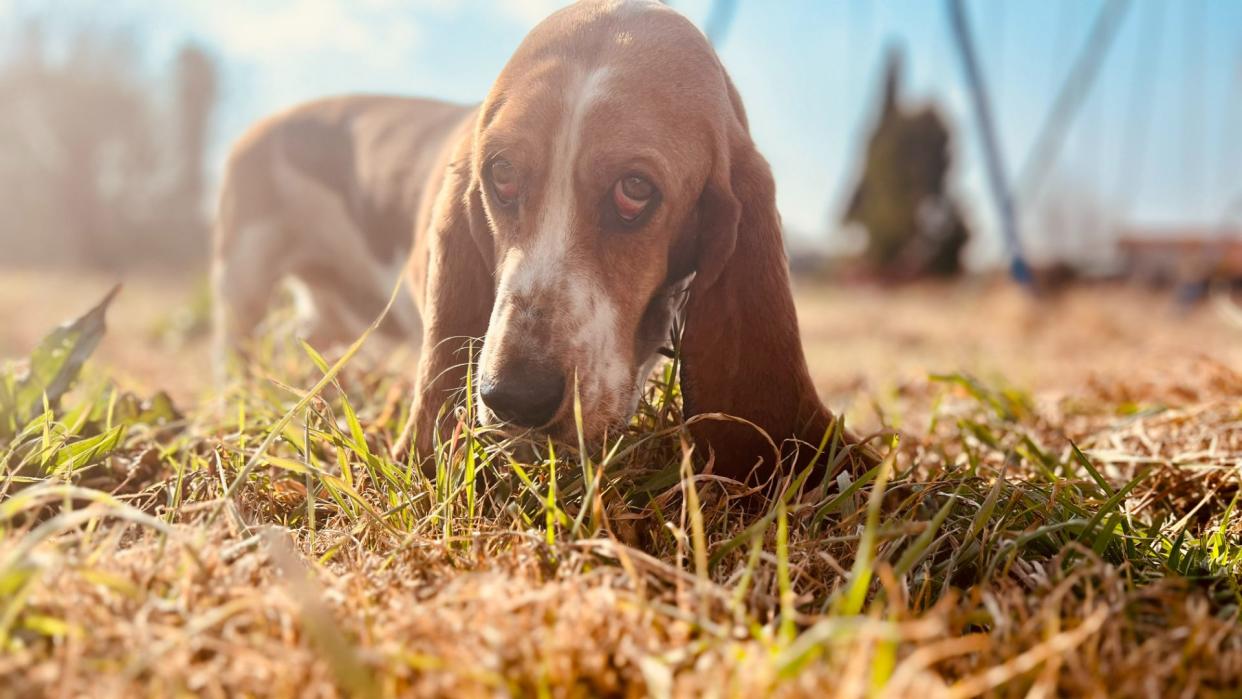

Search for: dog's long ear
xmin=460 ymin=163 xmax=495 ymax=270
xmin=401 ymin=111 xmax=496 ymax=461
xmin=443 ymin=108 xmax=495 ymax=272
xmin=679 ymin=81 xmax=840 ymax=484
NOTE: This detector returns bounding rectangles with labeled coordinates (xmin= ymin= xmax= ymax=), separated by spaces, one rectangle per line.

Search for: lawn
xmin=2 ymin=271 xmax=1242 ymax=697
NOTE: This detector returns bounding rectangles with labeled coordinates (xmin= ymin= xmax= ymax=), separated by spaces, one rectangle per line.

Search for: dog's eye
xmin=489 ymin=158 xmax=519 ymax=206
xmin=613 ymin=175 xmax=656 ymax=223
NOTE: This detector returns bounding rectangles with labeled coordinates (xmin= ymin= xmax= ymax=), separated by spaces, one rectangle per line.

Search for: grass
xmin=3 ymin=288 xmax=1242 ymax=697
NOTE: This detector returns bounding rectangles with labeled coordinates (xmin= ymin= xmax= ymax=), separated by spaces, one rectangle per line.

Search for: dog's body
xmin=213 ymin=95 xmax=474 ymax=350
xmin=214 ymin=0 xmax=868 ymax=482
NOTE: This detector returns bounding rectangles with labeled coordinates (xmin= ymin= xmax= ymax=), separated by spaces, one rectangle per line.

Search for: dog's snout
xmin=480 ymin=363 xmax=566 ymax=428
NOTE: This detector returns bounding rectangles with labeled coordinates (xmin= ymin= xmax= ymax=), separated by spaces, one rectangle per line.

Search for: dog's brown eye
xmin=489 ymin=158 xmax=519 ymax=206
xmin=613 ymin=175 xmax=655 ymax=222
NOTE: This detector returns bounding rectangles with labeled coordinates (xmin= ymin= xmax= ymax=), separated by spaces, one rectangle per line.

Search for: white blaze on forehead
xmin=484 ymin=63 xmax=636 ymax=426
xmin=507 ymin=65 xmax=611 ymax=296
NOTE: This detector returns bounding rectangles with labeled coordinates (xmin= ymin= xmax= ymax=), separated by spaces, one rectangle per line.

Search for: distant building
xmin=1116 ymin=228 xmax=1242 ymax=285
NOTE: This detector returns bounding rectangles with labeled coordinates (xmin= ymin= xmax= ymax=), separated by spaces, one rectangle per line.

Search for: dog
xmin=213 ymin=0 xmax=868 ymax=482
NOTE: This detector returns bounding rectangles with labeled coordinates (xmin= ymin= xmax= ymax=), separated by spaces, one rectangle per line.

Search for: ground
xmin=2 ymin=268 xmax=1242 ymax=697
xmin=6 ymin=269 xmax=1238 ymax=409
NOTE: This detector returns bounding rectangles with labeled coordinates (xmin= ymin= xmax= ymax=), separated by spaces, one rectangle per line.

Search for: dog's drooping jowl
xmin=213 ymin=0 xmax=870 ymax=483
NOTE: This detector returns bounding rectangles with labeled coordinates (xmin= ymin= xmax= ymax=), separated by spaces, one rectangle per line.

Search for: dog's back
xmin=213 ymin=95 xmax=474 ymax=359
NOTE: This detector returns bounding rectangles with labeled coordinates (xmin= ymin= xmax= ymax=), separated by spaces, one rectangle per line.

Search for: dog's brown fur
xmin=213 ymin=95 xmax=472 ymax=353
xmin=214 ymin=0 xmax=867 ymax=483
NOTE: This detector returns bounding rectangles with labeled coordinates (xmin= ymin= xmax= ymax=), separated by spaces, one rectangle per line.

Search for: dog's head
xmin=462 ymin=0 xmax=799 ymax=463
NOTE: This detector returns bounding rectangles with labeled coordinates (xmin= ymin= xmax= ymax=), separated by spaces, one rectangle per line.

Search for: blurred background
xmin=1 ymin=0 xmax=1240 ymax=414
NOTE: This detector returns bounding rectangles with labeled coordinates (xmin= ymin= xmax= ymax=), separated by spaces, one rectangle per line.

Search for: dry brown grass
xmin=3 ymin=276 xmax=1242 ymax=698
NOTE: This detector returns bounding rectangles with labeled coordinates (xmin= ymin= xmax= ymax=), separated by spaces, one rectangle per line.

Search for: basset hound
xmin=213 ymin=0 xmax=870 ymax=483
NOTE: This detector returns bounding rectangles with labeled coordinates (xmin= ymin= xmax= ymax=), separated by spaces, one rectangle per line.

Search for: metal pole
xmin=946 ymin=0 xmax=1033 ymax=288
xmin=1019 ymin=0 xmax=1132 ymax=204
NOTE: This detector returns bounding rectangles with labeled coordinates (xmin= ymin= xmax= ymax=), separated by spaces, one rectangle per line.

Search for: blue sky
xmin=9 ymin=0 xmax=1242 ymax=264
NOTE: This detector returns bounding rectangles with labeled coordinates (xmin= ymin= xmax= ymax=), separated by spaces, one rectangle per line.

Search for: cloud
xmin=173 ymin=0 xmax=578 ymax=68
xmin=176 ymin=0 xmax=423 ymax=66
xmin=495 ymin=0 xmax=572 ymax=27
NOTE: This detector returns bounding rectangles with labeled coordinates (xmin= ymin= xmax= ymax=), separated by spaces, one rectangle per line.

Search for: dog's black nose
xmin=480 ymin=363 xmax=566 ymax=428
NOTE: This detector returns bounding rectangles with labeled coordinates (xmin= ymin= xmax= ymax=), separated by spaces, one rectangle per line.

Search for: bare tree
xmin=0 ymin=14 xmax=219 ymax=270
xmin=173 ymin=43 xmax=218 ymax=226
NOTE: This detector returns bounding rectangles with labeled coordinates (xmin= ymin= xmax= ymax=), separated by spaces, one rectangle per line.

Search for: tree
xmin=173 ymin=43 xmax=218 ymax=226
xmin=844 ymin=48 xmax=971 ymax=279
xmin=0 ymin=14 xmax=219 ymax=270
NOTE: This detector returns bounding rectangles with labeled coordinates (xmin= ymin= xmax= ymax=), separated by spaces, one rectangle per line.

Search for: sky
xmin=7 ymin=0 xmax=1242 ymax=265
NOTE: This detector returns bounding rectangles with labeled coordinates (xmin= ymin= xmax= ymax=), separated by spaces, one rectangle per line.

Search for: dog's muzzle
xmin=479 ymin=359 xmax=566 ymax=429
